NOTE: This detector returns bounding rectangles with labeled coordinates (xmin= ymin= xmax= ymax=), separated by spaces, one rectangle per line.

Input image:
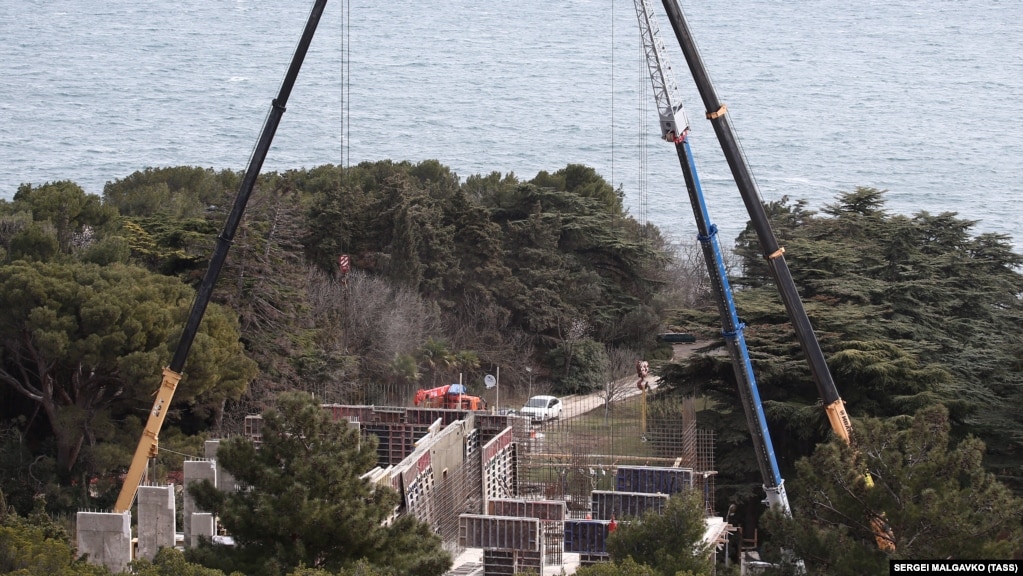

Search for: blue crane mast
xmin=652 ymin=0 xmax=894 ymax=550
xmin=631 ymin=0 xmax=791 ymax=515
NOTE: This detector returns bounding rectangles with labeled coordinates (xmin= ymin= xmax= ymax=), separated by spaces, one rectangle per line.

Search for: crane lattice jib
xmin=633 ymin=0 xmax=689 ymax=142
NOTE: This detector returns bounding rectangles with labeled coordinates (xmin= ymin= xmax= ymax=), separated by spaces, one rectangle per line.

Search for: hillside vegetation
xmin=1 ymin=164 xmax=1021 ymax=572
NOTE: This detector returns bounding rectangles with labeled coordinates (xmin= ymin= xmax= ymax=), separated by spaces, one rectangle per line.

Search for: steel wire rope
xmin=637 ymin=21 xmax=649 ymax=231
xmin=610 ymin=0 xmax=615 ymax=202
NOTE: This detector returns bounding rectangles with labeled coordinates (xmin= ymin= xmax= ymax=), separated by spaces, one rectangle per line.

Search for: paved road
xmin=556 ymin=341 xmax=704 ymax=421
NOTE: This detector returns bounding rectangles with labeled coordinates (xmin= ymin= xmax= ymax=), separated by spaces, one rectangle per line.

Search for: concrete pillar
xmin=183 ymin=459 xmax=216 ymax=546
xmin=136 ymin=485 xmax=176 ymax=560
xmin=190 ymin=512 xmax=215 ymax=547
xmin=205 ymin=439 xmax=238 ymax=493
xmin=76 ymin=511 xmax=131 ymax=573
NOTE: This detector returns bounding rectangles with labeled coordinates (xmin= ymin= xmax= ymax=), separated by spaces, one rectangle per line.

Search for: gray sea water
xmin=3 ymin=0 xmax=1022 ymax=252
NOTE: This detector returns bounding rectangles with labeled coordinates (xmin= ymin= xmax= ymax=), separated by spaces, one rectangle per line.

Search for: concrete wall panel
xmin=76 ymin=511 xmax=131 ymax=574
xmin=137 ymin=485 xmax=175 ymax=560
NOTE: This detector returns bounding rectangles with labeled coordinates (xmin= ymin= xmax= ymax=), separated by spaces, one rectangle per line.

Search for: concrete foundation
xmin=190 ymin=512 xmax=215 ymax=547
xmin=76 ymin=511 xmax=131 ymax=573
xmin=205 ymin=439 xmax=238 ymax=492
xmin=136 ymin=484 xmax=176 ymax=560
xmin=183 ymin=459 xmax=217 ymax=546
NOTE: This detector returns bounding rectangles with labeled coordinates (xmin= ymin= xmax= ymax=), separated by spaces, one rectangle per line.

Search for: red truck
xmin=413 ymin=384 xmax=486 ymax=411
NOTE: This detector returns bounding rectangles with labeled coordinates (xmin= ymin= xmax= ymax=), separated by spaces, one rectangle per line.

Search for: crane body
xmin=632 ymin=0 xmax=790 ymax=515
xmin=113 ymin=0 xmax=330 ymax=514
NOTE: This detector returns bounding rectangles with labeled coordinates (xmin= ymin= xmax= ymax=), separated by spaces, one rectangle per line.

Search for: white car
xmin=521 ymin=395 xmax=563 ymax=422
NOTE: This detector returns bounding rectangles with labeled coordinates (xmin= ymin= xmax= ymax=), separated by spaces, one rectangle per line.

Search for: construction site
xmin=77 ymin=366 xmax=734 ymax=575
xmin=74 ymin=0 xmax=862 ymax=571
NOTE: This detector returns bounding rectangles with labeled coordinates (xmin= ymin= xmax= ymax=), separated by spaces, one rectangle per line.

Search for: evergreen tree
xmin=660 ymin=187 xmax=1023 ymax=522
xmin=187 ymin=392 xmax=451 ymax=576
xmin=760 ymin=405 xmax=1023 ymax=575
xmin=602 ymin=489 xmax=714 ymax=576
xmin=0 ymin=261 xmax=255 ymax=476
xmin=0 ymin=494 xmax=110 ymax=576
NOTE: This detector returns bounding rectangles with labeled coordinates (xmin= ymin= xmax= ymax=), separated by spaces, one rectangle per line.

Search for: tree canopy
xmin=0 ymin=260 xmax=255 ymax=477
xmin=2 ymin=163 xmax=1022 ymax=569
xmin=580 ymin=489 xmax=714 ymax=576
xmin=759 ymin=405 xmax=1023 ymax=575
xmin=187 ymin=392 xmax=451 ymax=576
xmin=658 ymin=188 xmax=1023 ymax=517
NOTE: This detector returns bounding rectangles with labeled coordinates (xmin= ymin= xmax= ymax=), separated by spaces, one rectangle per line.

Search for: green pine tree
xmin=187 ymin=392 xmax=451 ymax=576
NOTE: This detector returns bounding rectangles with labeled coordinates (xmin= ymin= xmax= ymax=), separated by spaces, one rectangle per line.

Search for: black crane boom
xmin=114 ymin=0 xmax=329 ymax=514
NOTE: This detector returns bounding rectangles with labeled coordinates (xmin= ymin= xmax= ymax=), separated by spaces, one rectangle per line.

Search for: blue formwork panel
xmin=458 ymin=514 xmax=541 ymax=551
xmin=590 ymin=490 xmax=668 ymax=520
xmin=563 ymin=520 xmax=611 ymax=554
xmin=488 ymin=499 xmax=566 ymax=521
xmin=615 ymin=466 xmax=693 ymax=494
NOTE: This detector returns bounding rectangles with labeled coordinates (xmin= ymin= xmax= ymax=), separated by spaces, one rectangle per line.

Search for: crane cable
xmin=338 ymin=0 xmax=351 ymax=267
xmin=610 ymin=0 xmax=615 ymax=201
xmin=342 ymin=0 xmax=350 ymax=172
xmin=637 ymin=18 xmax=649 ymax=230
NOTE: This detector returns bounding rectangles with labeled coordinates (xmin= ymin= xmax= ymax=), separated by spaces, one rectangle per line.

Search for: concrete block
xmin=205 ymin=439 xmax=238 ymax=492
xmin=190 ymin=512 xmax=215 ymax=548
xmin=183 ymin=459 xmax=216 ymax=546
xmin=76 ymin=511 xmax=131 ymax=573
xmin=137 ymin=485 xmax=176 ymax=560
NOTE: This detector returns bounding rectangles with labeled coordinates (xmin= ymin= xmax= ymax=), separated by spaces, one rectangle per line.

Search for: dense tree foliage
xmin=0 ymin=493 xmax=108 ymax=575
xmin=759 ymin=405 xmax=1023 ymax=574
xmin=3 ymin=161 xmax=1021 ymax=570
xmin=0 ymin=159 xmax=675 ymax=514
xmin=187 ymin=392 xmax=450 ymax=576
xmin=573 ymin=557 xmax=660 ymax=576
xmin=9 ymin=181 xmax=119 ymax=256
xmin=580 ymin=489 xmax=713 ymax=576
xmin=129 ymin=548 xmax=238 ymax=576
xmin=656 ymin=187 xmax=1023 ymax=544
xmin=0 ymin=260 xmax=254 ymax=476
xmin=287 ymin=160 xmax=670 ymax=396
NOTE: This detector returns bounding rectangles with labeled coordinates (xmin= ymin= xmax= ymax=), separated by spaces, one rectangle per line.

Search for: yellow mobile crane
xmin=113 ymin=0 xmax=329 ymax=514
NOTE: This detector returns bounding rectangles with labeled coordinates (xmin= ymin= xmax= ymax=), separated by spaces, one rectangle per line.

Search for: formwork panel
xmin=615 ymin=465 xmax=694 ymax=494
xmin=364 ymin=423 xmax=426 ymax=466
xmin=482 ymin=429 xmax=517 ymax=503
xmin=563 ymin=519 xmax=611 ymax=554
xmin=401 ymin=450 xmax=435 ymax=528
xmin=474 ymin=413 xmax=514 ymax=443
xmin=482 ymin=548 xmax=543 ymax=576
xmin=487 ymin=499 xmax=566 ymax=521
xmin=406 ymin=407 xmax=470 ymax=426
xmin=580 ymin=553 xmax=611 ymax=566
xmin=486 ymin=498 xmax=565 ymax=565
xmin=590 ymin=490 xmax=669 ymax=520
xmin=323 ymin=404 xmax=376 ymax=423
xmin=458 ymin=514 xmax=541 ymax=551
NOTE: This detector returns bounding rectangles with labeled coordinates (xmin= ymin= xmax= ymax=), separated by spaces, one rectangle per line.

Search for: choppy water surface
xmin=2 ymin=0 xmax=1021 ymax=251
